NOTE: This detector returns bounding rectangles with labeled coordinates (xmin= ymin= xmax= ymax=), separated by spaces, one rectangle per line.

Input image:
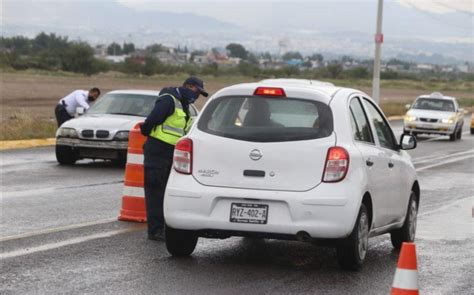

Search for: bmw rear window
xmin=197 ymin=96 xmax=333 ymax=142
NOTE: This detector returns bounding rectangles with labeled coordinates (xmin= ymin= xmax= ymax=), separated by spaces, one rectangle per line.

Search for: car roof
xmin=107 ymin=90 xmax=160 ymax=96
xmin=212 ymin=79 xmax=343 ymax=102
xmin=417 ymin=92 xmax=456 ymax=101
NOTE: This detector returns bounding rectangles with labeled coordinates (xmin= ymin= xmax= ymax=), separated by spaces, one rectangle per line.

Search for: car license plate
xmin=230 ymin=203 xmax=268 ymax=224
xmin=419 ymin=123 xmax=432 ymax=129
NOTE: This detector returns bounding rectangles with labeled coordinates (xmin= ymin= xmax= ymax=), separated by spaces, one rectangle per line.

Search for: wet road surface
xmin=1 ymin=118 xmax=473 ymax=294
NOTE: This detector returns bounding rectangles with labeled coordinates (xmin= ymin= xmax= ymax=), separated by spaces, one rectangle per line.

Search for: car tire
xmin=456 ymin=126 xmax=462 ymax=140
xmin=390 ymin=192 xmax=418 ymax=249
xmin=55 ymin=145 xmax=78 ymax=165
xmin=165 ymin=225 xmax=198 ymax=257
xmin=336 ymin=204 xmax=369 ymax=271
xmin=449 ymin=130 xmax=457 ymax=141
xmin=112 ymin=155 xmax=127 ymax=167
xmin=471 ymin=128 xmax=474 ymax=135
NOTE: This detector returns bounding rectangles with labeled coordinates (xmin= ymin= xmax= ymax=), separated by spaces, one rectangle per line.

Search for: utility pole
xmin=372 ymin=0 xmax=384 ymax=104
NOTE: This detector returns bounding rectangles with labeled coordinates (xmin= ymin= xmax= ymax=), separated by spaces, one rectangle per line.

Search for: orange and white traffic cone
xmin=118 ymin=123 xmax=147 ymax=222
xmin=391 ymin=242 xmax=419 ymax=295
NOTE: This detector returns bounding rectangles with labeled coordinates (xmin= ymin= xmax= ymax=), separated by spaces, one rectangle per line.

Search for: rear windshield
xmin=412 ymin=98 xmax=455 ymax=112
xmin=197 ymin=96 xmax=333 ymax=142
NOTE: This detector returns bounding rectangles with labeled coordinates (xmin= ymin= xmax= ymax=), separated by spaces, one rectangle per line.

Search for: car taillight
xmin=254 ymin=87 xmax=286 ymax=97
xmin=322 ymin=146 xmax=349 ymax=183
xmin=173 ymin=138 xmax=193 ymax=174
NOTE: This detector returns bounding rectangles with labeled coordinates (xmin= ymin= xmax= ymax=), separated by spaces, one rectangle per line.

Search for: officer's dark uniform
xmin=140 ymin=78 xmax=207 ymax=240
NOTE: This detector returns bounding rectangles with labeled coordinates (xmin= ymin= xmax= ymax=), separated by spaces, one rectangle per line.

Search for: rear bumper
xmin=164 ymin=171 xmax=365 ymax=239
xmin=56 ymin=137 xmax=128 ymax=159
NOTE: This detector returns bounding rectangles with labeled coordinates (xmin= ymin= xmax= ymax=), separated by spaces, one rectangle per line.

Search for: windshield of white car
xmin=198 ymin=96 xmax=333 ymax=142
xmin=412 ymin=98 xmax=455 ymax=112
xmin=87 ymin=94 xmax=157 ymax=117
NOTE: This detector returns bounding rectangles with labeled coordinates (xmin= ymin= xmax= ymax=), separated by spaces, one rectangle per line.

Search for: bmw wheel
xmin=390 ymin=192 xmax=418 ymax=249
xmin=55 ymin=145 xmax=78 ymax=165
xmin=336 ymin=204 xmax=369 ymax=271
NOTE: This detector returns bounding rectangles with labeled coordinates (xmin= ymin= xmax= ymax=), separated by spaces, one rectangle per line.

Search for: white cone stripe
xmin=123 ymin=186 xmax=145 ymax=198
xmin=127 ymin=153 xmax=144 ymax=165
xmin=392 ymin=269 xmax=418 ymax=290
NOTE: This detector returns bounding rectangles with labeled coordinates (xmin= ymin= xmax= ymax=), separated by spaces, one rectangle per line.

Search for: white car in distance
xmin=404 ymin=92 xmax=464 ymax=141
xmin=164 ymin=79 xmax=419 ymax=270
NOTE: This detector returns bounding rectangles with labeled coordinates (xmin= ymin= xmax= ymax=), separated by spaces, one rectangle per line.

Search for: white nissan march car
xmin=164 ymin=79 xmax=419 ymax=270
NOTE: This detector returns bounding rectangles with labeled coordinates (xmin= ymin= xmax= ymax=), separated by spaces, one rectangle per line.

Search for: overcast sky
xmin=116 ymin=0 xmax=473 ymax=15
xmin=2 ymin=0 xmax=473 ymax=44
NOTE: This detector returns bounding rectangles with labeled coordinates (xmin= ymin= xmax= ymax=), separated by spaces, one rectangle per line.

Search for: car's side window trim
xmin=349 ymin=96 xmax=375 ymax=145
xmin=362 ymin=97 xmax=399 ymax=151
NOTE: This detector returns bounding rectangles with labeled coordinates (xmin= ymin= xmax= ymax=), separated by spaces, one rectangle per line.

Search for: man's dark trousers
xmin=144 ymin=158 xmax=172 ymax=236
xmin=55 ymin=104 xmax=73 ymax=127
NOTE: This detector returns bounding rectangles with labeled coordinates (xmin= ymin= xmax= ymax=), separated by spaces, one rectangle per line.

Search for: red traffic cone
xmin=118 ymin=123 xmax=147 ymax=222
xmin=391 ymin=242 xmax=419 ymax=295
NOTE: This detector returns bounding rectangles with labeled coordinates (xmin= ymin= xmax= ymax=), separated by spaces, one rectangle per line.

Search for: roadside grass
xmin=380 ymin=101 xmax=411 ymax=117
xmin=1 ymin=70 xmax=473 ymax=140
xmin=0 ymin=111 xmax=56 ymax=140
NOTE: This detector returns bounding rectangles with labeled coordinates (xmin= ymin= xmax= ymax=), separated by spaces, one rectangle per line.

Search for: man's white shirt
xmin=59 ymin=90 xmax=90 ymax=116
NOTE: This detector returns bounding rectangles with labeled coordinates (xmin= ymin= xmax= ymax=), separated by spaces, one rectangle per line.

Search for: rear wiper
xmin=109 ymin=112 xmax=142 ymax=116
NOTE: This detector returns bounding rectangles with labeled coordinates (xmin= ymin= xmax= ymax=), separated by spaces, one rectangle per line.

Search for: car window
xmin=189 ymin=105 xmax=198 ymax=117
xmin=349 ymin=97 xmax=374 ymax=144
xmin=363 ymin=98 xmax=398 ymax=150
xmin=198 ymin=96 xmax=333 ymax=142
xmin=412 ymin=98 xmax=455 ymax=112
xmin=88 ymin=94 xmax=158 ymax=117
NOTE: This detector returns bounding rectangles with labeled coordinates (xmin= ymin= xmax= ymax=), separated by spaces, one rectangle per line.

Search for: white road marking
xmin=415 ymin=154 xmax=474 ymax=172
xmin=0 ymin=228 xmax=140 ymax=260
xmin=418 ymin=196 xmax=472 ymax=217
xmin=0 ymin=218 xmax=117 ymax=242
xmin=0 ymin=181 xmax=123 ymax=200
xmin=423 ymin=130 xmax=471 ymax=142
xmin=412 ymin=149 xmax=474 ymax=165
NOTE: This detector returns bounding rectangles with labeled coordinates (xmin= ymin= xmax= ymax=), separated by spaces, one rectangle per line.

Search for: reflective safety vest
xmin=149 ymin=94 xmax=190 ymax=146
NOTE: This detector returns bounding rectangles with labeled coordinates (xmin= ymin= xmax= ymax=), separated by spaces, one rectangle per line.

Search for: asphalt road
xmin=1 ymin=118 xmax=473 ymax=294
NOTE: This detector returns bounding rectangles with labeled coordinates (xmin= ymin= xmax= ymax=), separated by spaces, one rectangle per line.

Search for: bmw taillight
xmin=173 ymin=138 xmax=193 ymax=174
xmin=322 ymin=146 xmax=349 ymax=182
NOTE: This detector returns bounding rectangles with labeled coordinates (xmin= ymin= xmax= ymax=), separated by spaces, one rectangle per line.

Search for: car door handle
xmin=388 ymin=162 xmax=394 ymax=168
xmin=366 ymin=160 xmax=374 ymax=167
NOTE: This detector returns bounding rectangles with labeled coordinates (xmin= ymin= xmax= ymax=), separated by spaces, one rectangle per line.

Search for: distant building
xmin=416 ymin=64 xmax=434 ymax=71
xmin=103 ymin=55 xmax=128 ymax=63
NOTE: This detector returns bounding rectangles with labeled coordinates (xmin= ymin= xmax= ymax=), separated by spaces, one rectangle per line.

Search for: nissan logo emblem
xmin=249 ymin=149 xmax=263 ymax=161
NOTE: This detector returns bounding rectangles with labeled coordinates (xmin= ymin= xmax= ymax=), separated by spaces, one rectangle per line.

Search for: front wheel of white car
xmin=390 ymin=192 xmax=418 ymax=249
xmin=336 ymin=204 xmax=369 ymax=271
xmin=55 ymin=145 xmax=77 ymax=165
xmin=165 ymin=225 xmax=198 ymax=257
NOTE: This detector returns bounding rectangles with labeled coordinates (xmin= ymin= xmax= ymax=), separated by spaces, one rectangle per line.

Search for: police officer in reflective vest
xmin=140 ymin=77 xmax=208 ymax=241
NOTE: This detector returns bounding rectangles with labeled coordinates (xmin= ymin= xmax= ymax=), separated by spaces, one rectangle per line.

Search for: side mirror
xmin=399 ymin=134 xmax=417 ymax=150
xmin=405 ymin=104 xmax=411 ymax=110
